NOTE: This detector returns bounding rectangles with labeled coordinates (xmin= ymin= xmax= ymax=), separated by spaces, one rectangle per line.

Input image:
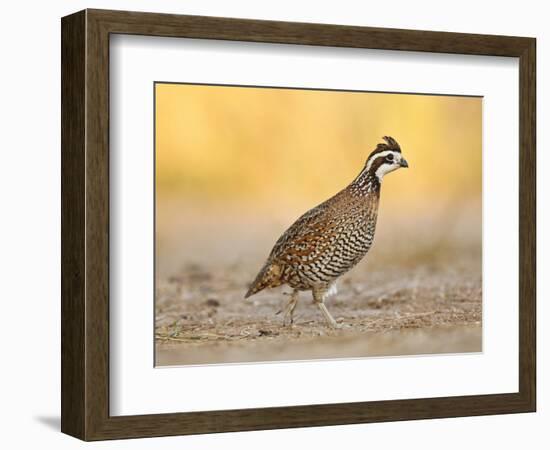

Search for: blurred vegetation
xmin=155 ymin=83 xmax=481 ymax=218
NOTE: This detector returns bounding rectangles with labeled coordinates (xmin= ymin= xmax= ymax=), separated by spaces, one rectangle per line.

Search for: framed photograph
xmin=61 ymin=9 xmax=536 ymax=441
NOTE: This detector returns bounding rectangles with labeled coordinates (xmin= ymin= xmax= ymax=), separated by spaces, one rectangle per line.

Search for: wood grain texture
xmin=85 ymin=10 xmax=111 ymax=438
xmin=89 ymin=8 xmax=532 ymax=56
xmin=60 ymin=8 xmax=536 ymax=441
xmin=518 ymin=39 xmax=536 ymax=409
xmin=61 ymin=10 xmax=86 ymax=439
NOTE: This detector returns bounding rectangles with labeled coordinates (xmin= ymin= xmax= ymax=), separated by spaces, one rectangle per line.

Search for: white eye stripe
xmin=365 ymin=150 xmax=397 ymax=172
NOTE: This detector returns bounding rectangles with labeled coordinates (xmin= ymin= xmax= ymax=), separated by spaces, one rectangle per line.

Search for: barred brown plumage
xmin=245 ymin=136 xmax=409 ymax=328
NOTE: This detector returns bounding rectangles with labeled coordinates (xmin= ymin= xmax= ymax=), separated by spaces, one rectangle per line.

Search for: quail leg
xmin=312 ymin=286 xmax=342 ymax=329
xmin=282 ymin=289 xmax=299 ymax=326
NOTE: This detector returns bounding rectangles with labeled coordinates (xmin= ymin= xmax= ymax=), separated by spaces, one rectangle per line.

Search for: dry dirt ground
xmin=155 ymin=242 xmax=482 ymax=365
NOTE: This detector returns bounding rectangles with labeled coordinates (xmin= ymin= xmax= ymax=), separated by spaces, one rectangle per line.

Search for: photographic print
xmin=61 ymin=10 xmax=535 ymax=439
xmin=154 ymin=83 xmax=482 ymax=366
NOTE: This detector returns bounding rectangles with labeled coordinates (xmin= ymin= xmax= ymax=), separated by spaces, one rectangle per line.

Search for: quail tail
xmin=245 ymin=262 xmax=283 ymax=298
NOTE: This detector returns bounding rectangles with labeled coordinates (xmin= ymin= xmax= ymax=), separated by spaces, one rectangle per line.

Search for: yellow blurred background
xmin=156 ymin=83 xmax=481 ymax=209
xmin=155 ymin=82 xmax=481 ymax=275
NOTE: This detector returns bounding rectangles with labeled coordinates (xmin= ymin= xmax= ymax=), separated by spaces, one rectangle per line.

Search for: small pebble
xmin=205 ymin=298 xmax=220 ymax=307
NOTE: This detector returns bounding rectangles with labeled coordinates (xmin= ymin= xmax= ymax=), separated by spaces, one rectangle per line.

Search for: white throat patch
xmin=366 ymin=150 xmax=403 ymax=181
xmin=375 ymin=158 xmax=401 ymax=180
xmin=365 ymin=150 xmax=394 ymax=172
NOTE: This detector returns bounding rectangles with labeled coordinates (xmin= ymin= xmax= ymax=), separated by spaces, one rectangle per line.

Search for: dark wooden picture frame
xmin=61 ymin=9 xmax=536 ymax=441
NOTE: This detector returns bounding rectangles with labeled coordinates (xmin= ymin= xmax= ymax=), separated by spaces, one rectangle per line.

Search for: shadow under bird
xmin=245 ymin=136 xmax=409 ymax=328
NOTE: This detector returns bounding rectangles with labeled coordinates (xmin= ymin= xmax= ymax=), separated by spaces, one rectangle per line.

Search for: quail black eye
xmin=386 ymin=154 xmax=394 ymax=162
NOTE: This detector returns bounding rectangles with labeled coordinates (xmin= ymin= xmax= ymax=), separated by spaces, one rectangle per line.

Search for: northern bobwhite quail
xmin=245 ymin=136 xmax=408 ymax=328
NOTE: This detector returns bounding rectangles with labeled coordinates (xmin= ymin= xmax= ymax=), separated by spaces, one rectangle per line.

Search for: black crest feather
xmin=378 ymin=136 xmax=401 ymax=152
xmin=367 ymin=136 xmax=402 ymax=161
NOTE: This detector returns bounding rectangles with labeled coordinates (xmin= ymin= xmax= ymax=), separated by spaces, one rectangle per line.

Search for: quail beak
xmin=400 ymin=158 xmax=409 ymax=168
